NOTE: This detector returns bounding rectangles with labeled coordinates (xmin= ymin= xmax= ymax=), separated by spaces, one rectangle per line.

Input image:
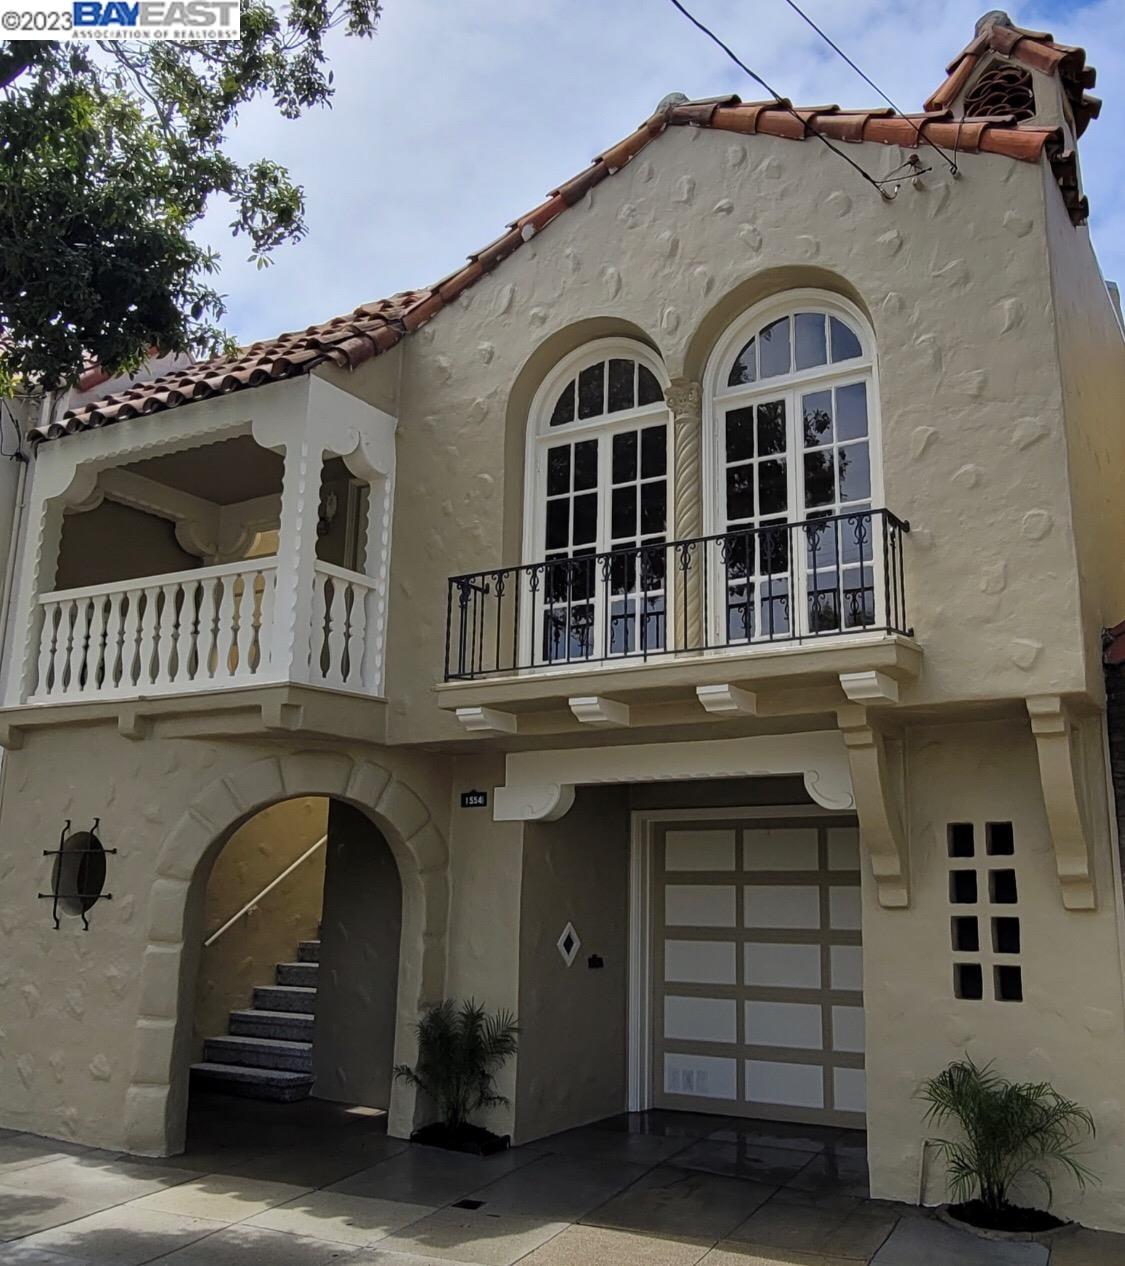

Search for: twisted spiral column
xmin=664 ymin=379 xmax=704 ymax=651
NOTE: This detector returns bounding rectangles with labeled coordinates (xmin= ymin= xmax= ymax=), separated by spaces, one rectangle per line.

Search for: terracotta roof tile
xmin=926 ymin=12 xmax=1101 ymax=137
xmin=37 ymin=18 xmax=1097 ymax=443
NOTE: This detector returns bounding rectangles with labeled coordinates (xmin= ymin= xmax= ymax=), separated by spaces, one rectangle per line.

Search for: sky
xmin=203 ymin=0 xmax=1125 ymax=345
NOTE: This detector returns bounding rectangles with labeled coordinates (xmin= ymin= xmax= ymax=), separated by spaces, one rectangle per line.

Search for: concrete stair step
xmin=229 ymin=1008 xmax=315 ymax=1042
xmin=276 ymin=961 xmax=318 ymax=987
xmin=204 ymin=1034 xmax=313 ymax=1073
xmin=297 ymin=940 xmax=321 ymax=963
xmin=253 ymin=985 xmax=317 ymax=1014
xmin=190 ymin=1061 xmax=314 ymax=1102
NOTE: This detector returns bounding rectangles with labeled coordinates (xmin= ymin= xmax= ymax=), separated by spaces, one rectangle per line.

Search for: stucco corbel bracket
xmin=0 ymin=721 xmax=25 ymax=750
xmin=1026 ymin=694 xmax=1096 ymax=911
xmin=837 ymin=703 xmax=909 ymax=908
xmin=696 ymin=684 xmax=758 ymax=715
xmin=117 ymin=705 xmax=152 ymax=740
xmin=493 ymin=783 xmax=576 ymax=822
xmin=455 ymin=706 xmax=517 ymax=735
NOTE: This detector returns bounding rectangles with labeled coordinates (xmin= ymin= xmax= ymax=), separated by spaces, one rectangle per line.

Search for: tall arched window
xmin=704 ymin=292 xmax=880 ymax=642
xmin=526 ymin=339 xmax=670 ymax=663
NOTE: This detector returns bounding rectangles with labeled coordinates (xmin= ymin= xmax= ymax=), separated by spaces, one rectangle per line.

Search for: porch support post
xmin=665 ymin=379 xmax=703 ymax=652
xmin=1026 ymin=694 xmax=1096 ymax=910
xmin=837 ymin=703 xmax=909 ymax=908
xmin=252 ymin=415 xmax=319 ymax=685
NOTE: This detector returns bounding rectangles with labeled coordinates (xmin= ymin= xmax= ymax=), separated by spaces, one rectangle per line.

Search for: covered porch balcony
xmin=5 ymin=376 xmax=396 ymax=721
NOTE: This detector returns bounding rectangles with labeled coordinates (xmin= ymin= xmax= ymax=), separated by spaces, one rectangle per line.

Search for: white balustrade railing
xmin=32 ymin=560 xmax=279 ymax=701
xmin=310 ymin=561 xmax=380 ymax=693
xmin=30 ymin=557 xmax=381 ymax=703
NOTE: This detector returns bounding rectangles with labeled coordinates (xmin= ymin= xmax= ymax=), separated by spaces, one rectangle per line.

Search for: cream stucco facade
xmin=3 ymin=13 xmax=1125 ymax=1235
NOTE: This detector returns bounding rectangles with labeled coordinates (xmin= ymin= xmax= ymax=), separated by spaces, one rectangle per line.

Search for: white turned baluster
xmin=107 ymin=589 xmax=129 ymax=688
xmin=346 ymin=581 xmax=367 ymax=687
xmin=88 ymin=594 xmax=110 ymax=693
xmin=180 ymin=579 xmax=201 ymax=682
xmin=214 ymin=574 xmax=238 ymax=679
xmin=120 ymin=587 xmax=145 ymax=688
xmin=229 ymin=575 xmax=247 ymax=678
xmin=309 ymin=571 xmax=328 ymax=677
xmin=257 ymin=569 xmax=276 ymax=675
xmin=65 ymin=598 xmax=93 ymax=696
xmin=36 ymin=603 xmax=59 ymax=697
xmin=151 ymin=584 xmax=177 ymax=688
xmin=323 ymin=577 xmax=347 ymax=686
xmin=199 ymin=576 xmax=221 ymax=680
xmin=60 ymin=599 xmax=79 ymax=693
xmin=138 ymin=584 xmax=159 ymax=685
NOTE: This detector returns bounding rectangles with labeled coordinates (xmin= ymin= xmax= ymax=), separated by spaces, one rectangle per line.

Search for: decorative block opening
xmin=949 ymin=870 xmax=978 ymax=904
xmin=947 ymin=823 xmax=975 ymax=859
xmin=994 ymin=964 xmax=1023 ymax=1002
xmin=954 ymin=962 xmax=983 ymax=1000
xmin=985 ymin=822 xmax=1014 ymax=856
xmin=989 ymin=869 xmax=1018 ymax=904
xmin=992 ymin=916 xmax=1021 ymax=954
xmin=951 ymin=916 xmax=979 ymax=953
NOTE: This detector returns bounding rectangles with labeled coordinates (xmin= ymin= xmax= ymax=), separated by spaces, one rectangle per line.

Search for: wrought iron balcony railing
xmin=444 ymin=508 xmax=911 ymax=682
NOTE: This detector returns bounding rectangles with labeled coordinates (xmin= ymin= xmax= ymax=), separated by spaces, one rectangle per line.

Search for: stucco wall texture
xmin=339 ymin=125 xmax=1106 ymax=745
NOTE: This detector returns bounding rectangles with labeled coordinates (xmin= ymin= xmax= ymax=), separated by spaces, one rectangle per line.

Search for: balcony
xmin=0 ymin=375 xmax=397 ymax=747
xmin=439 ymin=509 xmax=919 ymax=733
xmin=30 ymin=559 xmax=377 ymax=703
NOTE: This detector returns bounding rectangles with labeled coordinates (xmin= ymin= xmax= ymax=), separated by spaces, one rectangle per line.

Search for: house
xmin=1 ymin=9 xmax=1124 ymax=1231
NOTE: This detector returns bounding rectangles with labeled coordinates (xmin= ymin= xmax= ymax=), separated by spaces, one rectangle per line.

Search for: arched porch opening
xmin=124 ymin=752 xmax=449 ymax=1158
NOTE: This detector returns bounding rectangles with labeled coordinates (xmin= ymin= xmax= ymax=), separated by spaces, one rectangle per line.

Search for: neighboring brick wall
xmin=1106 ymin=662 xmax=1125 ymax=873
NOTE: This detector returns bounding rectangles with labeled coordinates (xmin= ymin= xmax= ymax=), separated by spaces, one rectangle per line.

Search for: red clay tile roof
xmin=36 ymin=27 xmax=1095 ymax=443
xmin=926 ymin=12 xmax=1100 ymax=138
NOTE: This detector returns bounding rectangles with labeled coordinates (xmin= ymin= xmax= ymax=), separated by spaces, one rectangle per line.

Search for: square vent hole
xmin=994 ymin=965 xmax=1023 ymax=1002
xmin=989 ymin=869 xmax=1018 ymax=904
xmin=951 ymin=916 xmax=979 ymax=953
xmin=992 ymin=917 xmax=1021 ymax=954
xmin=947 ymin=823 xmax=975 ymax=858
xmin=986 ymin=822 xmax=1014 ymax=856
xmin=954 ymin=962 xmax=983 ymax=1000
xmin=950 ymin=870 xmax=978 ymax=904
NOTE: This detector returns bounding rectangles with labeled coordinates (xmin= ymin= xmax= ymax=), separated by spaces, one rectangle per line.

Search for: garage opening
xmin=636 ymin=810 xmax=865 ymax=1128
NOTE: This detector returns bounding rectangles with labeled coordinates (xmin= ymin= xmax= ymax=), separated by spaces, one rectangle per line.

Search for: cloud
xmin=199 ymin=0 xmax=1124 ymax=343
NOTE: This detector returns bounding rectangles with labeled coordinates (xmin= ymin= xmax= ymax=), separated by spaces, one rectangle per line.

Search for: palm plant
xmin=918 ymin=1057 xmax=1096 ymax=1213
xmin=393 ymin=999 xmax=519 ymax=1132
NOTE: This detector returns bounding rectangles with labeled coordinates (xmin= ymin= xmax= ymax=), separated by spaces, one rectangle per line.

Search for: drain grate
xmin=452 ymin=1199 xmax=485 ymax=1210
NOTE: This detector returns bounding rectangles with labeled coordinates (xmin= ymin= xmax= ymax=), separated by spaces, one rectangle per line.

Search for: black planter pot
xmin=409 ymin=1122 xmax=511 ymax=1156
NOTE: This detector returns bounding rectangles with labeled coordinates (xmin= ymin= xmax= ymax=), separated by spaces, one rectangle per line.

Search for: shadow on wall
xmin=193 ymin=796 xmax=329 ymax=1054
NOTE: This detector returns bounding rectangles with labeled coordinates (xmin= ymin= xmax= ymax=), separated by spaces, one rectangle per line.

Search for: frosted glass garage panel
xmin=665 ymin=939 xmax=737 ymax=985
xmin=665 ymin=995 xmax=738 ymax=1044
xmin=829 ymin=886 xmax=862 ymax=930
xmin=743 ymin=828 xmax=819 ymax=871
xmin=665 ymin=884 xmax=736 ymax=928
xmin=830 ymin=945 xmax=864 ymax=991
xmin=827 ymin=828 xmax=861 ymax=870
xmin=665 ymin=830 xmax=736 ymax=871
xmin=746 ymin=1000 xmax=823 ymax=1050
xmin=664 ymin=1053 xmax=737 ymax=1100
xmin=746 ymin=942 xmax=822 ymax=989
xmin=746 ymin=1059 xmax=824 ymax=1108
xmin=834 ymin=1066 xmax=867 ymax=1113
xmin=745 ymin=885 xmax=821 ymax=929
xmin=831 ymin=1005 xmax=865 ymax=1053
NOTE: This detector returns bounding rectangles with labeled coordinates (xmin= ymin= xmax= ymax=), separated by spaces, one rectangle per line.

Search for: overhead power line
xmin=663 ymin=0 xmax=911 ymax=197
xmin=780 ymin=0 xmax=959 ymax=174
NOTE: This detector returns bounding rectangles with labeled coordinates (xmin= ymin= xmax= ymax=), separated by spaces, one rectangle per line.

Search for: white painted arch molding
xmin=124 ymin=750 xmax=449 ymax=1157
xmin=493 ymin=730 xmax=855 ymax=825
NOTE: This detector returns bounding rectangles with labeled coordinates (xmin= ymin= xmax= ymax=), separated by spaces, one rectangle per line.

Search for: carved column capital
xmin=664 ymin=379 xmax=703 ymax=420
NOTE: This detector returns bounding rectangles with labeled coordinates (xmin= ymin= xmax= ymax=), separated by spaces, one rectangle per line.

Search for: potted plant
xmin=918 ymin=1056 xmax=1096 ymax=1237
xmin=393 ymin=998 xmax=519 ymax=1155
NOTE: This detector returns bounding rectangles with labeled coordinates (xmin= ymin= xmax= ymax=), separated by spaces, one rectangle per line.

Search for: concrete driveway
xmin=0 ymin=1096 xmax=1119 ymax=1265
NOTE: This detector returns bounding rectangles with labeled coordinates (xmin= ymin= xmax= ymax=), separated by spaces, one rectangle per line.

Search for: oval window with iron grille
xmin=52 ymin=830 xmax=107 ymax=918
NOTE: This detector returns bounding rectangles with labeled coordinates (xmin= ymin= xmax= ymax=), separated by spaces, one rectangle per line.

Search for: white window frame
xmin=522 ymin=338 xmax=671 ymax=667
xmin=701 ymin=290 xmax=885 ymax=645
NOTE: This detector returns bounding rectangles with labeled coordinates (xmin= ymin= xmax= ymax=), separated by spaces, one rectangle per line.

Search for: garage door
xmin=652 ymin=818 xmax=865 ymax=1126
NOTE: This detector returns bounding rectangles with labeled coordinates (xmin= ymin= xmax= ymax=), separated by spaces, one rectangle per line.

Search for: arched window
xmin=705 ymin=293 xmax=880 ymax=641
xmin=526 ymin=340 xmax=670 ymax=663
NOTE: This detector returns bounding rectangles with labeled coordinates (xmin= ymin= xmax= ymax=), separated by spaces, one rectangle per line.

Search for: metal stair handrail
xmin=203 ymin=833 xmax=327 ymax=948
